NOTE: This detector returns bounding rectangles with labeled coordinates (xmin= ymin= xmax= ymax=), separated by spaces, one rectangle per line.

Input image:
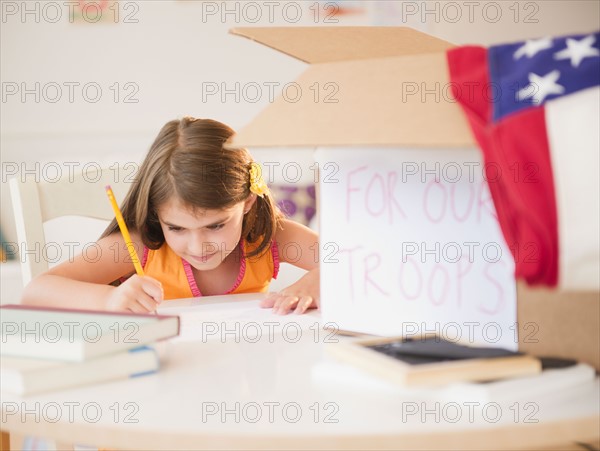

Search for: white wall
xmin=1 ymin=1 xmax=314 ymax=253
xmin=429 ymin=1 xmax=599 ymax=46
xmin=1 ymin=0 xmax=598 ymax=301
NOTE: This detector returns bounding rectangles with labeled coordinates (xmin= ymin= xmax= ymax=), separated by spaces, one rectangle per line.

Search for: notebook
xmin=0 ymin=304 xmax=179 ymax=362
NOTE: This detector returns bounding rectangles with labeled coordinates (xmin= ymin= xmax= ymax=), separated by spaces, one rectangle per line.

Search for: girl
xmin=21 ymin=117 xmax=319 ymax=315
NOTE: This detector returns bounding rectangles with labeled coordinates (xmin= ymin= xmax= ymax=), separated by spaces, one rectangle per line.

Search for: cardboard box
xmin=230 ymin=27 xmax=600 ymax=369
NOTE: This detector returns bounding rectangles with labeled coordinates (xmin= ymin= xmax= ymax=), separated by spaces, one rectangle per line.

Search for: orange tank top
xmin=141 ymin=240 xmax=280 ymax=300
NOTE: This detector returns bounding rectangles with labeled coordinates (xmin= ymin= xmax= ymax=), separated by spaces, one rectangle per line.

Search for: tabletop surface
xmin=1 ymin=293 xmax=599 ymax=450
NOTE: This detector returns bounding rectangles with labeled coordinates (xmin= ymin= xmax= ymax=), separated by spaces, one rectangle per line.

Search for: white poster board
xmin=316 ymin=148 xmax=517 ymax=350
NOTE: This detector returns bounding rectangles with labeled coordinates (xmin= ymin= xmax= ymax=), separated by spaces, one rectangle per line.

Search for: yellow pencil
xmin=105 ymin=185 xmax=145 ymax=276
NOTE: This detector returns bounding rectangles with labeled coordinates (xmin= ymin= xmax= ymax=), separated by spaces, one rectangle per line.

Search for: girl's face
xmin=157 ymin=196 xmax=256 ymax=271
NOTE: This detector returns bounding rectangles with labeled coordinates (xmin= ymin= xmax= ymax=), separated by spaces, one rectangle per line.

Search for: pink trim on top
xmin=271 ymin=241 xmax=280 ymax=279
xmin=225 ymin=240 xmax=246 ymax=294
xmin=142 ymin=246 xmax=149 ymax=268
xmin=181 ymin=259 xmax=202 ymax=297
xmin=118 ymin=247 xmax=149 ymax=284
xmin=179 ymin=241 xmax=246 ymax=297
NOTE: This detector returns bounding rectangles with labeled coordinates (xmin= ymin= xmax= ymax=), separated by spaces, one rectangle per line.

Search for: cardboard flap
xmin=230 ymin=27 xmax=455 ymax=63
xmin=518 ymin=283 xmax=600 ymax=370
xmin=231 ymin=52 xmax=475 ymax=148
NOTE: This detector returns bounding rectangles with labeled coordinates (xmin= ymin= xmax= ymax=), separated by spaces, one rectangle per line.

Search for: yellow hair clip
xmin=249 ymin=162 xmax=269 ymax=198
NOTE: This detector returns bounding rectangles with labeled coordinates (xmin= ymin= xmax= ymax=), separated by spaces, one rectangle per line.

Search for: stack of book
xmin=0 ymin=304 xmax=180 ymax=396
xmin=324 ymin=335 xmax=596 ymax=400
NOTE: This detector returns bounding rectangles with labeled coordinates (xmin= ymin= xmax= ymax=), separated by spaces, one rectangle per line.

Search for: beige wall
xmin=1 ymin=0 xmax=598 ymax=260
xmin=428 ymin=0 xmax=599 ymax=45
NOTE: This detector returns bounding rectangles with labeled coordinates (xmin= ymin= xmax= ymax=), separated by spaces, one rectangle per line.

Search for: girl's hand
xmin=261 ymin=267 xmax=320 ymax=315
xmin=106 ymin=275 xmax=164 ymax=313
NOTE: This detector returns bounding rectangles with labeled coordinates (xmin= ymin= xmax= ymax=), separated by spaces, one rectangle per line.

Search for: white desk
xmin=1 ymin=294 xmax=599 ymax=450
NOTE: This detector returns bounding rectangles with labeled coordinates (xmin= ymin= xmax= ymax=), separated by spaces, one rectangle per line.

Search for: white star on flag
xmin=513 ymin=37 xmax=553 ymax=59
xmin=517 ymin=70 xmax=565 ymax=104
xmin=554 ymin=34 xmax=600 ymax=68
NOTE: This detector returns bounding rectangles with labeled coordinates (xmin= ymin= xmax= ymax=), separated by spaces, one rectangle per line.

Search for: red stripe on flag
xmin=447 ymin=47 xmax=559 ymax=287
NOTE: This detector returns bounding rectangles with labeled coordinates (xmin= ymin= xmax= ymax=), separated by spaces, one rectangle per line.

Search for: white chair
xmin=9 ymin=167 xmax=129 ymax=286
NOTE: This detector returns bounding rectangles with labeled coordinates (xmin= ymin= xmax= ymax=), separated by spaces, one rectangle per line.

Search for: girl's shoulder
xmin=274 ymin=218 xmax=317 ymax=241
xmin=273 ymin=219 xmax=319 ymax=270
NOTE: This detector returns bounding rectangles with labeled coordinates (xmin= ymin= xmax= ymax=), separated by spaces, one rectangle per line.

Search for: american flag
xmin=448 ymin=32 xmax=600 ymax=290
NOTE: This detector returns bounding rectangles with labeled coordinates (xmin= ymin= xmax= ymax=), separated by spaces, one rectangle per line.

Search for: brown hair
xmin=101 ymin=117 xmax=282 ymax=257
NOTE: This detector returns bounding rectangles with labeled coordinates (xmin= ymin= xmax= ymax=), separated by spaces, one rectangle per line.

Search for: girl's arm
xmin=261 ymin=219 xmax=320 ymax=314
xmin=20 ymin=232 xmax=163 ymax=312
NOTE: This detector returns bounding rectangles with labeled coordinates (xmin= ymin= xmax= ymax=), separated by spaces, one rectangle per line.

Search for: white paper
xmin=316 ymin=148 xmax=517 ymax=349
xmin=160 ymin=299 xmax=323 ymax=344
